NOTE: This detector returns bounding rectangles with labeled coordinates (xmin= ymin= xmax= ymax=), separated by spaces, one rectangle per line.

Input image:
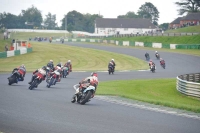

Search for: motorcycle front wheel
xmin=29 ymin=80 xmax=38 ymax=90
xmin=79 ymin=91 xmax=92 ymax=105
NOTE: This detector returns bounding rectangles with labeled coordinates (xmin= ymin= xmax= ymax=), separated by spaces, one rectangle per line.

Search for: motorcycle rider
xmin=54 ymin=63 xmax=62 ymax=82
xmin=149 ymin=60 xmax=156 ymax=70
xmin=160 ymin=58 xmax=165 ymax=65
xmin=108 ymin=59 xmax=116 ymax=72
xmin=47 ymin=60 xmax=54 ymax=71
xmin=10 ymin=64 xmax=26 ymax=81
xmin=28 ymin=66 xmax=47 ymax=87
xmin=49 ymin=37 xmax=52 ymax=43
xmin=145 ymin=52 xmax=150 ymax=60
xmin=64 ymin=60 xmax=72 ymax=73
xmin=155 ymin=51 xmax=159 ymax=58
xmin=75 ymin=72 xmax=99 ymax=97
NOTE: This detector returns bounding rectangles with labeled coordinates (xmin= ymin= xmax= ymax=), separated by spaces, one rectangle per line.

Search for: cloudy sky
xmin=0 ymin=0 xmax=182 ymax=26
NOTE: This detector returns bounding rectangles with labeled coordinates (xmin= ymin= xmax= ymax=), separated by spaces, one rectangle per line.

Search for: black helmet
xmin=57 ymin=63 xmax=61 ymax=67
xmin=42 ymin=66 xmax=47 ymax=70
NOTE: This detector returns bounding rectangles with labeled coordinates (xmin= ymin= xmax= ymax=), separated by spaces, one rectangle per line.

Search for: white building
xmin=94 ymin=18 xmax=157 ymax=35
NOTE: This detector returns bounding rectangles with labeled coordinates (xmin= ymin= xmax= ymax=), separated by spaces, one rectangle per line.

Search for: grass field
xmin=10 ymin=32 xmax=71 ymax=40
xmin=108 ymin=34 xmax=200 ymax=44
xmin=0 ymin=41 xmax=148 ymax=72
xmin=165 ymin=25 xmax=200 ymax=33
xmin=98 ymin=78 xmax=200 ymax=113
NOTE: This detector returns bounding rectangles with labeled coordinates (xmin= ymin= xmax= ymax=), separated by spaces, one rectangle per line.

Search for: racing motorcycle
xmin=8 ymin=70 xmax=22 ymax=85
xmin=29 ymin=73 xmax=44 ymax=90
xmin=71 ymin=83 xmax=96 ymax=105
xmin=155 ymin=53 xmax=160 ymax=59
xmin=62 ymin=66 xmax=69 ymax=78
xmin=146 ymin=55 xmax=150 ymax=61
xmin=46 ymin=71 xmax=60 ymax=88
xmin=150 ymin=65 xmax=156 ymax=73
xmin=108 ymin=66 xmax=114 ymax=75
xmin=160 ymin=61 xmax=166 ymax=69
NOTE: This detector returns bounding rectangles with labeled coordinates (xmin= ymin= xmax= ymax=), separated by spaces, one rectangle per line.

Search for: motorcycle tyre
xmin=29 ymin=80 xmax=38 ymax=90
xmin=79 ymin=91 xmax=92 ymax=105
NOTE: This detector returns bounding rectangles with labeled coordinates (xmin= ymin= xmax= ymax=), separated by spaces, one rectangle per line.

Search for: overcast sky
xmin=0 ymin=0 xmax=181 ymax=26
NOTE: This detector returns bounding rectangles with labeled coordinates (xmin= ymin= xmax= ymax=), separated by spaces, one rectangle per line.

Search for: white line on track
xmin=95 ymin=96 xmax=200 ymax=120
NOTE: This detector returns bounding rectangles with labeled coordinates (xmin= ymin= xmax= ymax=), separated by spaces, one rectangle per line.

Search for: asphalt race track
xmin=0 ymin=42 xmax=200 ymax=133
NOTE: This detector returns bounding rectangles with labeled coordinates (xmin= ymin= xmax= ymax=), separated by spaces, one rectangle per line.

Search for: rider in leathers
xmin=108 ymin=59 xmax=116 ymax=72
xmin=149 ymin=60 xmax=156 ymax=70
xmin=28 ymin=66 xmax=47 ymax=87
xmin=11 ymin=64 xmax=26 ymax=81
xmin=75 ymin=72 xmax=99 ymax=98
xmin=47 ymin=60 xmax=54 ymax=71
xmin=64 ymin=60 xmax=72 ymax=73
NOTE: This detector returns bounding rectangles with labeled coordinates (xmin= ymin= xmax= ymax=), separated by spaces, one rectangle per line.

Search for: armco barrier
xmin=177 ymin=73 xmax=200 ymax=98
xmin=176 ymin=44 xmax=200 ymax=49
xmin=129 ymin=41 xmax=135 ymax=46
xmin=52 ymin=38 xmax=200 ymax=49
xmin=162 ymin=43 xmax=170 ymax=49
xmin=0 ymin=47 xmax=33 ymax=58
xmin=144 ymin=42 xmax=152 ymax=47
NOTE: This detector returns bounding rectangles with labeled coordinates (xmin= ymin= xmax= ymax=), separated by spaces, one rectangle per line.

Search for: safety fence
xmin=112 ymin=32 xmax=199 ymax=37
xmin=0 ymin=47 xmax=33 ymax=58
xmin=53 ymin=38 xmax=200 ymax=49
xmin=177 ymin=73 xmax=200 ymax=98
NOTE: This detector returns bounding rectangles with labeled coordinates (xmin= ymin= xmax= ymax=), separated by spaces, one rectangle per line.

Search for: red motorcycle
xmin=160 ymin=60 xmax=166 ymax=69
xmin=29 ymin=72 xmax=44 ymax=90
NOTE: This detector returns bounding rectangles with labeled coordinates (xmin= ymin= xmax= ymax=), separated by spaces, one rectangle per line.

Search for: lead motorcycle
xmin=71 ymin=83 xmax=96 ymax=105
xmin=29 ymin=73 xmax=44 ymax=90
xmin=46 ymin=71 xmax=60 ymax=88
xmin=108 ymin=66 xmax=114 ymax=75
xmin=8 ymin=70 xmax=23 ymax=85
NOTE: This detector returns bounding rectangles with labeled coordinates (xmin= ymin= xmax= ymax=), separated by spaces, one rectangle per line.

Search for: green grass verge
xmin=10 ymin=32 xmax=71 ymax=40
xmin=165 ymin=25 xmax=200 ymax=33
xmin=97 ymin=78 xmax=200 ymax=113
xmin=107 ymin=34 xmax=200 ymax=45
xmin=0 ymin=42 xmax=148 ymax=72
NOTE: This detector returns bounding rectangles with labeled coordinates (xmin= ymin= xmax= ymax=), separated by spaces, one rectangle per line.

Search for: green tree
xmin=159 ymin=23 xmax=169 ymax=31
xmin=60 ymin=10 xmax=102 ymax=33
xmin=137 ymin=2 xmax=159 ymax=25
xmin=83 ymin=13 xmax=103 ymax=33
xmin=43 ymin=12 xmax=57 ymax=29
xmin=117 ymin=11 xmax=139 ymax=18
xmin=175 ymin=0 xmax=200 ymax=15
xmin=21 ymin=5 xmax=43 ymax=28
xmin=0 ymin=12 xmax=20 ymax=29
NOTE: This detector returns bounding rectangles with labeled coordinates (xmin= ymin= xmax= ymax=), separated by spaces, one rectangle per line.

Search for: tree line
xmin=0 ymin=0 xmax=199 ymax=33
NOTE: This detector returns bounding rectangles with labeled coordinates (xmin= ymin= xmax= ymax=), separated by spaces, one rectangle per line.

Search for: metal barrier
xmin=176 ymin=73 xmax=200 ymax=98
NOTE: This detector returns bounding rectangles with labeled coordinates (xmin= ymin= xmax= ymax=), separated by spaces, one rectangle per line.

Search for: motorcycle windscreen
xmin=83 ymin=85 xmax=95 ymax=93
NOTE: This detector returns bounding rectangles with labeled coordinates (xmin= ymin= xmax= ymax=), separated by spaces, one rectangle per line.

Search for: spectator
xmin=3 ymin=32 xmax=7 ymax=40
xmin=5 ymin=44 xmax=8 ymax=51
